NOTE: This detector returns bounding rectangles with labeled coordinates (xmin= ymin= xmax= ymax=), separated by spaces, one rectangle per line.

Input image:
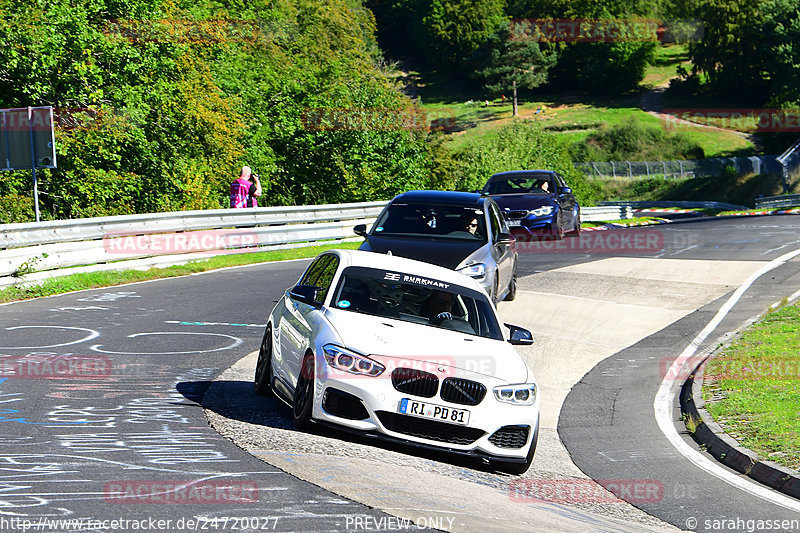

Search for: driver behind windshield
xmin=462 ymin=214 xmax=480 ymax=236
xmin=421 ymin=290 xmax=455 ymax=324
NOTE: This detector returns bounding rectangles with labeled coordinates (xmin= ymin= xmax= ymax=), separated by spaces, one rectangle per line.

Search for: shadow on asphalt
xmin=189 ymin=378 xmax=510 ymax=475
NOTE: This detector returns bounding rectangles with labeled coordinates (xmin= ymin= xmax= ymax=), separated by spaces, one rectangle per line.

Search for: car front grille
xmin=440 ymin=378 xmax=486 ymax=406
xmin=392 ymin=368 xmax=438 ymax=398
xmin=507 ymin=210 xmax=529 ymax=219
xmin=488 ymin=425 xmax=530 ymax=449
xmin=375 ymin=411 xmax=485 ymax=445
xmin=322 ymin=388 xmax=370 ymax=420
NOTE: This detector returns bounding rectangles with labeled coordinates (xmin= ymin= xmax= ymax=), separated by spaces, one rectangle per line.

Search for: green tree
xmin=413 ymin=0 xmax=507 ymax=71
xmin=473 ymin=21 xmax=556 ymax=116
xmin=688 ymin=0 xmax=768 ymax=102
xmin=761 ymin=0 xmax=800 ymax=106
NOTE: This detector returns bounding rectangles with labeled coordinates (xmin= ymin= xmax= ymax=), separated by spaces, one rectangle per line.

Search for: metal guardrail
xmin=0 ymin=202 xmax=388 ymax=249
xmin=581 ymin=206 xmax=633 ymax=221
xmin=0 ymin=202 xmax=388 ymax=282
xmin=1 ymin=199 xmax=738 ymax=288
xmin=754 ymin=194 xmax=800 ymax=209
xmin=597 ymin=200 xmax=748 ymax=211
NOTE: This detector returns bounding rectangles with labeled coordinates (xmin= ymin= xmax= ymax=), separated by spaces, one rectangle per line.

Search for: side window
xmin=555 ymin=173 xmax=566 ymax=189
xmin=488 ymin=203 xmax=503 ymax=239
xmin=299 ymin=255 xmax=330 ymax=286
xmin=313 ymin=256 xmax=339 ymax=303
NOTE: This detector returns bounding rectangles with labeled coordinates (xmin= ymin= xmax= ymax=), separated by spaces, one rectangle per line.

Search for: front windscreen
xmin=484 ymin=175 xmax=552 ymax=195
xmin=330 ymin=266 xmax=503 ymax=340
xmin=371 ymin=203 xmax=487 ymax=241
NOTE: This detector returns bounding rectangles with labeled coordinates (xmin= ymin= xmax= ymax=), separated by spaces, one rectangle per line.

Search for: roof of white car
xmin=332 ymin=249 xmax=486 ymax=293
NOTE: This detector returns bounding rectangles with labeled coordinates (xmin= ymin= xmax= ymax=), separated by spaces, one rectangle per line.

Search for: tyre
xmin=292 ymin=352 xmax=315 ymax=429
xmin=492 ymin=423 xmax=539 ymax=475
xmin=555 ymin=220 xmax=565 ymax=240
xmin=568 ymin=211 xmax=581 ymax=237
xmin=504 ymin=270 xmax=517 ymax=302
xmin=254 ymin=325 xmax=274 ymax=396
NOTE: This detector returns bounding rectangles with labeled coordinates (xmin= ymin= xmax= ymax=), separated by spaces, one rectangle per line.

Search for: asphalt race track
xmin=1 ymin=215 xmax=799 ymax=532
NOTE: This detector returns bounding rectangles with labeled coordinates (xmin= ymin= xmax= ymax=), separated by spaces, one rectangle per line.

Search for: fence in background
xmin=575 ymin=155 xmax=782 ymax=180
xmin=597 ymin=200 xmax=748 ymax=211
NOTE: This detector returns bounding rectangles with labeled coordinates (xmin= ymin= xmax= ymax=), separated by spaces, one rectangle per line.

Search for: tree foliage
xmin=760 ymin=0 xmax=800 ymax=106
xmin=0 ymin=0 xmax=450 ymax=221
xmin=686 ymin=0 xmax=800 ymax=107
xmin=688 ymin=0 xmax=768 ymax=101
xmin=472 ymin=20 xmax=557 ymax=96
xmin=369 ymin=0 xmax=663 ymax=96
xmin=414 ymin=0 xmax=507 ymax=70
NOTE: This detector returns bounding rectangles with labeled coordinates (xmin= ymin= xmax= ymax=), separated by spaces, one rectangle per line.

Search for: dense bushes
xmin=453 ymin=120 xmax=603 ymax=206
xmin=569 ymin=117 xmax=705 ymax=161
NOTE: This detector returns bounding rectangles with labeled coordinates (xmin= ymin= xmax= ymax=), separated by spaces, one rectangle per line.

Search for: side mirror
xmin=505 ymin=323 xmax=533 ymax=345
xmin=560 ymin=187 xmax=572 ymax=195
xmin=353 ymin=224 xmax=367 ymax=237
xmin=289 ymin=285 xmax=323 ymax=308
xmin=497 ymin=232 xmax=516 ymax=245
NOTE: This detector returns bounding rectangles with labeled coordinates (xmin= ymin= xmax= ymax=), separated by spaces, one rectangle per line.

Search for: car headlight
xmin=529 ymin=206 xmax=554 ymax=217
xmin=493 ymin=383 xmax=538 ymax=405
xmin=323 ymin=344 xmax=385 ymax=377
xmin=458 ymin=262 xmax=486 ymax=279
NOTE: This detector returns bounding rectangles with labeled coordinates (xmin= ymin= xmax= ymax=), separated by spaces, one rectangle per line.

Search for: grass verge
xmin=702 ymin=302 xmax=800 ymax=471
xmin=0 ymin=242 xmax=361 ymax=304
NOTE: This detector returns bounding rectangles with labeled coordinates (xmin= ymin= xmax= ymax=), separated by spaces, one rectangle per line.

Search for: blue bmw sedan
xmin=481 ymin=170 xmax=581 ymax=240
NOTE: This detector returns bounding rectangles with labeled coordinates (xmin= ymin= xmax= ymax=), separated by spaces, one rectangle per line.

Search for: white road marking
xmin=90 ymin=332 xmax=242 ymax=355
xmin=654 ymin=247 xmax=800 ymax=513
xmin=0 ymin=326 xmax=100 ymax=349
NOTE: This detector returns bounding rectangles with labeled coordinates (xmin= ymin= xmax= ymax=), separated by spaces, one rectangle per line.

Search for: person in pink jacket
xmin=229 ymin=166 xmax=262 ymax=208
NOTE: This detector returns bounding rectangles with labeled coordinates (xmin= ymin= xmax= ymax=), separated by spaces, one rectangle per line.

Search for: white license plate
xmin=399 ymin=398 xmax=470 ymax=425
xmin=507 ymin=219 xmax=522 ymax=226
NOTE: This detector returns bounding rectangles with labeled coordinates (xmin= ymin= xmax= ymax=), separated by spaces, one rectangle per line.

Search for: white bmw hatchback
xmin=255 ymin=249 xmax=540 ymax=474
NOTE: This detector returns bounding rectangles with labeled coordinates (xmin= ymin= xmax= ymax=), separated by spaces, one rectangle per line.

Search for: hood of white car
xmin=325 ymin=309 xmax=530 ymax=383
